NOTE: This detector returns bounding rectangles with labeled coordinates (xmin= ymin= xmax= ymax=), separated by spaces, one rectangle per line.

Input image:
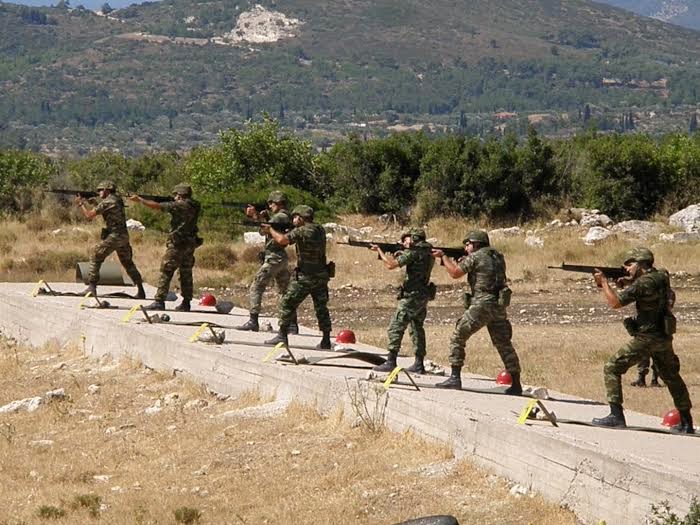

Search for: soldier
xmin=431 ymin=230 xmax=522 ymax=394
xmin=76 ymin=180 xmax=145 ymax=299
xmin=236 ymin=191 xmax=297 ymax=334
xmin=261 ymin=205 xmax=332 ymax=349
xmin=371 ymin=228 xmax=435 ymax=374
xmin=129 ymin=184 xmax=201 ymax=312
xmin=591 ymin=247 xmax=694 ymax=433
xmin=630 ymin=357 xmax=661 ymax=387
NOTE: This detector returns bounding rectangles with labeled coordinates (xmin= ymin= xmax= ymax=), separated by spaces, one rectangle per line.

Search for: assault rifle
xmin=45 ymin=189 xmax=265 ymax=209
xmin=548 ymin=263 xmax=627 ymax=280
xmin=337 ymin=239 xmax=465 ymax=260
xmin=232 ymin=220 xmax=294 ymax=233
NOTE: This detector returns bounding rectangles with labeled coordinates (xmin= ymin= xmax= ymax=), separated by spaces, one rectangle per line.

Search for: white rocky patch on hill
xmin=214 ymin=4 xmax=302 ymax=45
xmin=651 ymin=0 xmax=689 ymax=22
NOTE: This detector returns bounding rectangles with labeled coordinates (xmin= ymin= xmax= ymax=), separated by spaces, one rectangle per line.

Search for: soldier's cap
xmin=96 ymin=180 xmax=116 ymax=191
xmin=401 ymin=227 xmax=427 ymax=242
xmin=172 ymin=183 xmax=192 ymax=196
xmin=267 ymin=191 xmax=287 ymax=204
xmin=291 ymin=204 xmax=314 ymax=219
xmin=623 ymin=247 xmax=654 ymax=265
xmin=463 ymin=230 xmax=490 ymax=246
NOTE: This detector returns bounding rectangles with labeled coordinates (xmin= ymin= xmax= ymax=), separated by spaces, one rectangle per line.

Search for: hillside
xmin=3 ymin=0 xmax=700 ymax=153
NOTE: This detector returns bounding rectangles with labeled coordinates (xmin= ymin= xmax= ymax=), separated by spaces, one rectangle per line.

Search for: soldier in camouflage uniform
xmin=431 ymin=230 xmax=522 ymax=394
xmin=130 ymin=184 xmax=201 ymax=312
xmin=76 ymin=180 xmax=145 ymax=299
xmin=630 ymin=357 xmax=661 ymax=387
xmin=591 ymin=247 xmax=693 ymax=433
xmin=371 ymin=228 xmax=435 ymax=374
xmin=237 ymin=191 xmax=297 ymax=334
xmin=261 ymin=205 xmax=333 ymax=349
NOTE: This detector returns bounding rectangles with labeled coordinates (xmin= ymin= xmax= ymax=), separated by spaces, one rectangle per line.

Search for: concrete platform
xmin=1 ymin=282 xmax=698 ymax=524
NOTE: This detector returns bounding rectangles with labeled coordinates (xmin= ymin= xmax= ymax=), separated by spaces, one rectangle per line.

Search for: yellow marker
xmin=517 ymin=399 xmax=539 ymax=425
xmin=188 ymin=323 xmax=209 ymax=343
xmin=383 ymin=366 xmax=403 ymax=389
xmin=31 ymin=280 xmax=47 ymax=297
xmin=77 ymin=292 xmax=93 ymax=310
xmin=121 ymin=305 xmax=140 ymax=323
xmin=262 ymin=342 xmax=287 ymax=363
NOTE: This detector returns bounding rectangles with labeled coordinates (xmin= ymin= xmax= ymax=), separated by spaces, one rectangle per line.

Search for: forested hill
xmin=3 ymin=0 xmax=700 ymax=154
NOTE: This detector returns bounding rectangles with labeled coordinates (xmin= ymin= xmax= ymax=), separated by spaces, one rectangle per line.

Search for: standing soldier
xmin=76 ymin=180 xmax=146 ymax=299
xmin=261 ymin=205 xmax=332 ymax=349
xmin=431 ymin=230 xmax=522 ymax=394
xmin=371 ymin=228 xmax=435 ymax=374
xmin=237 ymin=191 xmax=297 ymax=334
xmin=129 ymin=184 xmax=201 ymax=312
xmin=630 ymin=358 xmax=661 ymax=387
xmin=591 ymin=247 xmax=693 ymax=433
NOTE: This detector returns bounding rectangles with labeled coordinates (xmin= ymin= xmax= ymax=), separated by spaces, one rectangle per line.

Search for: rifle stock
xmin=548 ymin=263 xmax=627 ymax=280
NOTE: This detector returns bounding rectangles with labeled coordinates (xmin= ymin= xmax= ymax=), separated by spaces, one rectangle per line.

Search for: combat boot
xmin=175 ymin=300 xmax=191 ymax=312
xmin=372 ymin=351 xmax=398 ymax=372
xmin=287 ymin=314 xmax=299 ymax=335
xmin=265 ymin=329 xmax=288 ymax=347
xmin=436 ymin=366 xmax=462 ymax=390
xmin=315 ymin=331 xmax=332 ymax=350
xmin=650 ymin=368 xmax=661 ymax=387
xmin=80 ymin=283 xmax=97 ymax=297
xmin=144 ymin=300 xmax=166 ymax=311
xmin=504 ymin=372 xmax=523 ymax=396
xmin=592 ymin=403 xmax=626 ymax=428
xmin=135 ymin=283 xmax=146 ymax=300
xmin=630 ymin=370 xmax=647 ymax=387
xmin=406 ymin=356 xmax=426 ymax=375
xmin=237 ymin=313 xmax=259 ymax=332
xmin=671 ymin=409 xmax=695 ymax=435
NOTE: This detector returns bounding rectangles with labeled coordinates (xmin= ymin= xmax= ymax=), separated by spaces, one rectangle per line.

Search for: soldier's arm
xmin=266 ymin=226 xmax=290 ymax=247
xmin=76 ymin=197 xmax=98 ymax=220
xmin=432 ymin=249 xmax=466 ymax=279
xmin=594 ymin=270 xmax=623 ymax=309
xmin=129 ymin=194 xmax=163 ymax=211
xmin=370 ymin=245 xmax=400 ymax=270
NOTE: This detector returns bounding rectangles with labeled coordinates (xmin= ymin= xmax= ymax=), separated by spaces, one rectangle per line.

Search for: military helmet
xmin=401 ymin=227 xmax=427 ymax=243
xmin=172 ymin=183 xmax=192 ymax=197
xmin=463 ymin=230 xmax=490 ymax=246
xmin=97 ymin=180 xmax=116 ymax=192
xmin=623 ymin=247 xmax=654 ymax=265
xmin=267 ymin=191 xmax=287 ymax=205
xmin=291 ymin=204 xmax=314 ymax=219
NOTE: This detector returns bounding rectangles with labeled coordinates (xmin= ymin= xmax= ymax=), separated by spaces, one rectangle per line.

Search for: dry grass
xmin=0 ymin=340 xmax=578 ymax=525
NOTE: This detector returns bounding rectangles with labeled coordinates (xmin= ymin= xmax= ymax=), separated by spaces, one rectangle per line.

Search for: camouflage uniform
xmin=87 ymin=193 xmax=143 ymax=286
xmin=386 ymin=240 xmax=434 ymax=358
xmin=277 ymin=222 xmax=331 ymax=333
xmin=604 ymin=268 xmax=691 ymax=410
xmin=448 ymin=246 xmax=520 ymax=374
xmin=154 ymin=197 xmax=201 ymax=303
xmin=248 ymin=208 xmax=292 ymax=315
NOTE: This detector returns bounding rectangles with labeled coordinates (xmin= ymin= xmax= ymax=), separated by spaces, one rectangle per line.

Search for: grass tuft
xmin=173 ymin=507 xmax=202 ymax=524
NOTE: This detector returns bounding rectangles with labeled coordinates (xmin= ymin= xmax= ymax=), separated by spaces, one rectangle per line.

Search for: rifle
xmin=231 ymin=220 xmax=294 ymax=233
xmin=45 ymin=189 xmax=265 ymax=209
xmin=337 ymin=239 xmax=465 ymax=260
xmin=548 ymin=263 xmax=627 ymax=280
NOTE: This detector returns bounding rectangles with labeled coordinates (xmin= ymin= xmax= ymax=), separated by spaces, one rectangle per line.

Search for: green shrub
xmin=173 ymin=506 xmax=202 ymax=524
xmin=196 ymin=242 xmax=238 ymax=270
xmin=37 ymin=505 xmax=66 ymax=519
xmin=72 ymin=493 xmax=101 ymax=517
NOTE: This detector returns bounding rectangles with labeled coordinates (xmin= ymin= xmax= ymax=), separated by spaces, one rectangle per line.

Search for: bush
xmin=24 ymin=250 xmax=86 ymax=274
xmin=37 ymin=505 xmax=66 ymax=519
xmin=72 ymin=493 xmax=101 ymax=517
xmin=196 ymin=242 xmax=238 ymax=270
xmin=174 ymin=506 xmax=202 ymax=524
xmin=647 ymin=497 xmax=700 ymax=525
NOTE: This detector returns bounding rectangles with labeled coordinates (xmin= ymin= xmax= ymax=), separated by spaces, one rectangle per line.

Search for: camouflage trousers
xmin=248 ymin=257 xmax=291 ymax=315
xmin=387 ymin=292 xmax=429 ymax=357
xmin=154 ymin=241 xmax=196 ymax=302
xmin=449 ymin=302 xmax=521 ymax=374
xmin=278 ymin=274 xmax=331 ymax=333
xmin=88 ymin=233 xmax=142 ymax=286
xmin=604 ymin=334 xmax=691 ymax=409
xmin=635 ymin=356 xmax=659 ymax=378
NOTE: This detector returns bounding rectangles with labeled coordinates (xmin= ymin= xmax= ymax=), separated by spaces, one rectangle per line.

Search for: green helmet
xmin=97 ymin=180 xmax=116 ymax=192
xmin=401 ymin=227 xmax=427 ymax=243
xmin=172 ymin=184 xmax=192 ymax=197
xmin=291 ymin=204 xmax=314 ymax=219
xmin=267 ymin=191 xmax=287 ymax=205
xmin=623 ymin=247 xmax=654 ymax=265
xmin=463 ymin=230 xmax=490 ymax=246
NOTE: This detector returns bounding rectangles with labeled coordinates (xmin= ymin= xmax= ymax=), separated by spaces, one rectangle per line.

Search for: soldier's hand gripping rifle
xmin=337 ymin=239 xmax=465 ymax=260
xmin=548 ymin=263 xmax=629 ymax=287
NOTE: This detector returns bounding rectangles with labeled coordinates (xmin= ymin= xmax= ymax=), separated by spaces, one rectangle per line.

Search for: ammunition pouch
xmin=664 ymin=313 xmax=677 ymax=336
xmin=428 ymin=282 xmax=437 ymax=301
xmin=100 ymin=228 xmax=110 ymax=240
xmin=623 ymin=317 xmax=639 ymax=336
xmin=497 ymin=287 xmax=512 ymax=307
xmin=463 ymin=292 xmax=472 ymax=309
xmin=327 ymin=261 xmax=336 ymax=279
xmin=257 ymin=251 xmax=266 ymax=264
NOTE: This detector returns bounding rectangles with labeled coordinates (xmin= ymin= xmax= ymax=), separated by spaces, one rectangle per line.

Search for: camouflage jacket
xmin=287 ymin=223 xmax=327 ymax=275
xmin=617 ymin=268 xmax=671 ymax=335
xmin=395 ymin=241 xmax=434 ymax=294
xmin=457 ymin=246 xmax=507 ymax=305
xmin=160 ymin=198 xmax=201 ymax=245
xmin=263 ymin=208 xmax=291 ymax=260
xmin=95 ymin=194 xmax=128 ymax=236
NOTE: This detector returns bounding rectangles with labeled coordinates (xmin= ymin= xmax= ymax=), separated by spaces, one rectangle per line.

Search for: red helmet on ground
xmin=662 ymin=408 xmax=681 ymax=427
xmin=335 ymin=329 xmax=356 ymax=344
xmin=496 ymin=370 xmax=512 ymax=385
xmin=199 ymin=293 xmax=216 ymax=306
